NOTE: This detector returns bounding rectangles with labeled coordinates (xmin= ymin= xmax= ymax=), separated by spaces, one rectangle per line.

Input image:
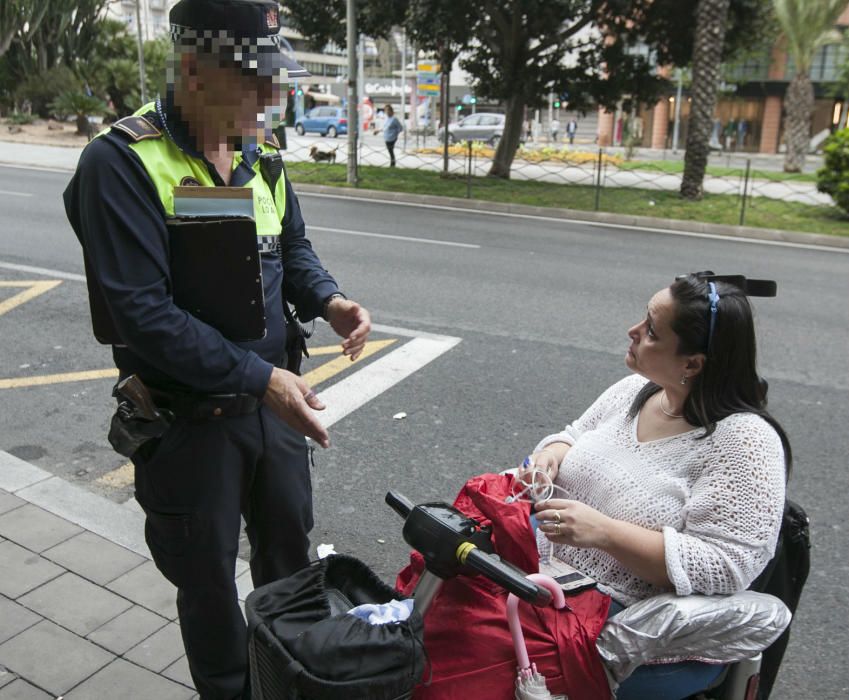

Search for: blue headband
xmin=707 ymin=282 xmax=720 ymax=350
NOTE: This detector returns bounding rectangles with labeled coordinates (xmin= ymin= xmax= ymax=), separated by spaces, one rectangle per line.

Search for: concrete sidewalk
xmin=0 ymin=141 xmax=82 ymax=172
xmin=0 ymin=449 xmax=259 ymax=698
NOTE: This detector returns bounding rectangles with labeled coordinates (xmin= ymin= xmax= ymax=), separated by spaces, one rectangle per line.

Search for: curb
xmin=294 ymin=183 xmax=849 ymax=250
xmin=1 ymin=138 xmax=845 ymax=249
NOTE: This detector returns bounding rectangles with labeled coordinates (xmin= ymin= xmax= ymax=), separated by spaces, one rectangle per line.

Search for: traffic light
xmin=470 ymin=96 xmax=477 ymax=104
xmin=554 ymin=100 xmax=561 ymax=108
xmin=456 ymin=104 xmax=463 ymax=111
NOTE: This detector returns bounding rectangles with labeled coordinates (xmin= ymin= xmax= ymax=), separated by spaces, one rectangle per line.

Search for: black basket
xmin=247 ymin=554 xmax=426 ymax=700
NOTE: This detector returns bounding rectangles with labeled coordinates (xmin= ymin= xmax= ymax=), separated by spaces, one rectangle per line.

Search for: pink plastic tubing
xmin=506 ymin=573 xmax=567 ymax=671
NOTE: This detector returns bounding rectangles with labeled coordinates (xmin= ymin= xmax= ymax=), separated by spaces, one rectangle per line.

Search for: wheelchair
xmin=247 ymin=495 xmax=809 ymax=700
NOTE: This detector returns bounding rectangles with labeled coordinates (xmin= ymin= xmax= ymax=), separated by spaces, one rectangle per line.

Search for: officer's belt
xmin=146 ymin=386 xmax=260 ymax=420
xmin=257 ymin=235 xmax=278 ymax=254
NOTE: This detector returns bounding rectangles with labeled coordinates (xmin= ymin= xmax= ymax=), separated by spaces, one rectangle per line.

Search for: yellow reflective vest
xmin=108 ymin=102 xmax=286 ymax=237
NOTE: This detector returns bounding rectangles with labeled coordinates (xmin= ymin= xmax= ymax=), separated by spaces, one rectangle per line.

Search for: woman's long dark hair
xmin=628 ymin=274 xmax=792 ymax=475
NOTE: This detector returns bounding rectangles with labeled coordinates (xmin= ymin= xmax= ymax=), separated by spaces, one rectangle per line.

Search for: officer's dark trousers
xmin=132 ymin=404 xmax=313 ymax=700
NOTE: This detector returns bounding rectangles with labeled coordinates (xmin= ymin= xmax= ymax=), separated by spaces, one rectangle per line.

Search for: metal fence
xmin=278 ymin=129 xmax=846 ymax=235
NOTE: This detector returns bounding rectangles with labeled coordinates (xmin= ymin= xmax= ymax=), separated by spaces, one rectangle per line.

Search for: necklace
xmin=659 ymin=391 xmax=684 ymax=419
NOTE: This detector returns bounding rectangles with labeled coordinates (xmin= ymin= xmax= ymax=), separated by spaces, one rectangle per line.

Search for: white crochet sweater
xmin=534 ymin=374 xmax=786 ymax=606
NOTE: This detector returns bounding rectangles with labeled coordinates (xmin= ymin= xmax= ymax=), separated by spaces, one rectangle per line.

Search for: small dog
xmin=309 ymin=144 xmax=338 ymax=163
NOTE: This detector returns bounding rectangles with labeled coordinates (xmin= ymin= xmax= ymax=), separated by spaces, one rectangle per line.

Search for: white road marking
xmin=300 ymin=191 xmax=849 ymax=254
xmin=0 ymin=261 xmax=87 ymax=282
xmin=0 ymin=324 xmax=463 ymax=568
xmin=0 ymin=189 xmax=32 ymax=197
xmin=310 ymin=225 xmax=480 ymax=249
xmin=316 ymin=333 xmax=461 ymax=429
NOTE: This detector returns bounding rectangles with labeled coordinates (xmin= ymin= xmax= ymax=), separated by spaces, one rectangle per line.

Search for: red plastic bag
xmin=396 ymin=473 xmax=612 ymax=700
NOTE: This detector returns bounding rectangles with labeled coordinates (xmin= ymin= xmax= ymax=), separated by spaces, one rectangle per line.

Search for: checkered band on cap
xmin=169 ymin=23 xmax=307 ymax=79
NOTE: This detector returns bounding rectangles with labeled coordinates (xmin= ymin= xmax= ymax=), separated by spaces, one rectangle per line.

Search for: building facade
xmin=598 ymin=5 xmax=849 ymax=153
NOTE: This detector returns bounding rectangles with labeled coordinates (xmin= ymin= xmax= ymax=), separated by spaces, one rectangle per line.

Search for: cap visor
xmin=247 ymin=48 xmax=310 ymax=80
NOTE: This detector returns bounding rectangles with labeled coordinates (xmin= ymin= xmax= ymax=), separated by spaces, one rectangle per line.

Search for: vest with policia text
xmin=109 ymin=102 xmax=286 ymax=238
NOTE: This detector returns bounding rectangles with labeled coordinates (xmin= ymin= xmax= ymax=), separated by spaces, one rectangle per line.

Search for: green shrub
xmin=15 ymin=66 xmax=81 ymax=118
xmin=7 ymin=112 xmax=35 ymax=125
xmin=817 ymin=128 xmax=849 ymax=216
xmin=50 ymin=92 xmax=108 ymax=136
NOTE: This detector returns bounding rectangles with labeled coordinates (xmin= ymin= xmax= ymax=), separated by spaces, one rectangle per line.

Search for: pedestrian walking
xmin=550 ymin=117 xmax=560 ymax=144
xmin=566 ymin=118 xmax=578 ymax=145
xmin=63 ymin=1 xmax=371 ymax=697
xmin=374 ymin=104 xmax=404 ymax=167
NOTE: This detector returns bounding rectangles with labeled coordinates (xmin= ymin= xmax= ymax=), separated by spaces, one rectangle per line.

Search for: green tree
xmin=680 ymin=0 xmax=733 ymax=200
xmin=9 ymin=0 xmax=110 ymax=75
xmin=76 ymin=19 xmax=169 ymax=118
xmin=0 ymin=0 xmax=48 ymax=58
xmin=283 ymin=0 xmax=405 ymax=47
xmin=774 ymin=0 xmax=846 ymax=172
xmin=447 ymin=1 xmax=669 ymax=178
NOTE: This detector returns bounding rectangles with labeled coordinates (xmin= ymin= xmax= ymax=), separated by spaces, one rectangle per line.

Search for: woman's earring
xmin=680 ymin=376 xmax=688 ymax=385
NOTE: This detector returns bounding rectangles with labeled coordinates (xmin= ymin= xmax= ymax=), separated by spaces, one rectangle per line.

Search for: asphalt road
xmin=1 ymin=164 xmax=847 ymax=699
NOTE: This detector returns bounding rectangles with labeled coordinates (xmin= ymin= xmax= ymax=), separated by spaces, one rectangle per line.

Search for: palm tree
xmin=50 ymin=91 xmax=107 ymax=136
xmin=681 ymin=0 xmax=733 ymax=200
xmin=774 ymin=0 xmax=846 ymax=172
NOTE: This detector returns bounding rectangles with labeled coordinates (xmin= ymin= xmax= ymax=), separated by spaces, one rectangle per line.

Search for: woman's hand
xmin=517 ymin=449 xmax=560 ymax=485
xmin=517 ymin=442 xmax=571 ymax=485
xmin=534 ymin=498 xmax=613 ymax=549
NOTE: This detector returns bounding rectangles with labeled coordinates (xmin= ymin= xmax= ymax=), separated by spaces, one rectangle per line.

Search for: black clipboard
xmin=84 ymin=187 xmax=266 ymax=344
xmin=166 ymin=215 xmax=266 ymax=341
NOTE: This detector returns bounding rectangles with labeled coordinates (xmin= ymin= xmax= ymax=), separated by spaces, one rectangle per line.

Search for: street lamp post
xmin=672 ymin=68 xmax=683 ymax=152
xmin=346 ymin=0 xmax=358 ymax=184
xmin=135 ymin=0 xmax=147 ymax=104
xmin=401 ymin=29 xmax=407 ymax=151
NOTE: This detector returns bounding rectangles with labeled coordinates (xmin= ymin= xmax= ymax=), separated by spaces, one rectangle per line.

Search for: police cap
xmin=169 ymin=0 xmax=310 ymax=80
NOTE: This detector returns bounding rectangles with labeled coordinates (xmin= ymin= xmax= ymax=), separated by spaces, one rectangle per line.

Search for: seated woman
xmin=521 ymin=273 xmax=790 ymax=700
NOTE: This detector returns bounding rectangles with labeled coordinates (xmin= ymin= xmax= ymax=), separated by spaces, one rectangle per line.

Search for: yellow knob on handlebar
xmin=455 ymin=541 xmax=477 ymax=564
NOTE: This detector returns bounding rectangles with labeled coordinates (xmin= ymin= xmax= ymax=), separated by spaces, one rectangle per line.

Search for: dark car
xmin=438 ymin=113 xmax=505 ymax=146
xmin=294 ymin=107 xmax=348 ymax=138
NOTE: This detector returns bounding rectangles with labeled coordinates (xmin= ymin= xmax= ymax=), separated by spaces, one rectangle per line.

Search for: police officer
xmin=63 ymin=0 xmax=371 ymax=697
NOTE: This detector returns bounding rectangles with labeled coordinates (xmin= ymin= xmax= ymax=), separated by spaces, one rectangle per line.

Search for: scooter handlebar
xmin=464 ymin=547 xmax=553 ymax=607
xmin=384 ymin=490 xmax=553 ymax=607
xmin=385 ymin=490 xmax=414 ymax=519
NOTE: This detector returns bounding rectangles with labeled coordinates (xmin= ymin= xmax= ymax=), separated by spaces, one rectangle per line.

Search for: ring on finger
xmin=553 ymin=511 xmax=561 ymax=524
xmin=555 ymin=523 xmax=561 ymax=536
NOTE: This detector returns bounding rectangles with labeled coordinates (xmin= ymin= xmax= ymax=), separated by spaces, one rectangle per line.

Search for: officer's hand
xmin=263 ymin=368 xmax=330 ymax=448
xmin=326 ymin=298 xmax=371 ymax=361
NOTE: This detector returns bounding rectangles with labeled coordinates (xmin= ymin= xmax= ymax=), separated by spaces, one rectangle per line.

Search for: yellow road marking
xmin=96 ymin=462 xmax=135 ymax=489
xmin=0 ymin=368 xmax=120 ymax=389
xmin=302 ymin=339 xmax=396 ymax=387
xmin=0 ymin=280 xmax=62 ymax=317
xmin=0 ymin=341 xmax=396 ymax=390
xmin=308 ymin=344 xmax=345 ymax=356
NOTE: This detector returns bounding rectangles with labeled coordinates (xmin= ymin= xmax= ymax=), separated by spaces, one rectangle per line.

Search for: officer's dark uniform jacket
xmin=63 ymin=96 xmax=340 ymax=396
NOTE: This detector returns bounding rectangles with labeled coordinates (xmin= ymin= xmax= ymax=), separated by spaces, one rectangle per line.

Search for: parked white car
xmin=438 ymin=113 xmax=505 ymax=146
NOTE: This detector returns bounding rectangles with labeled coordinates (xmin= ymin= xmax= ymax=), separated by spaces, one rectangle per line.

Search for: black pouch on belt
xmin=107 ymin=375 xmax=174 ymax=458
xmin=283 ymin=301 xmax=311 ymax=375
